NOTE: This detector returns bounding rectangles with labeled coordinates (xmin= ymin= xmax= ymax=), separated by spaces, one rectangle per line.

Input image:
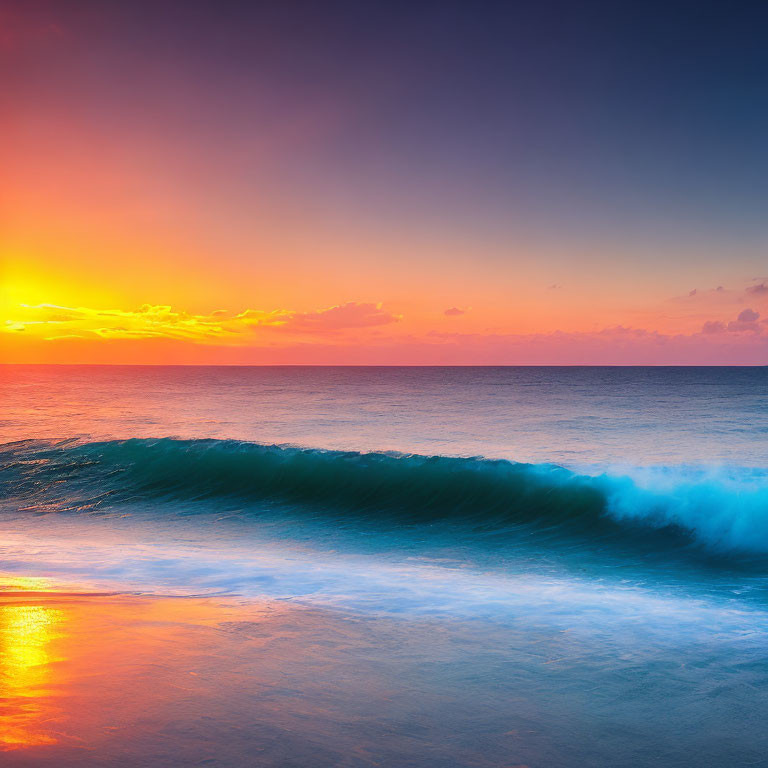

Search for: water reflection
xmin=0 ymin=585 xmax=279 ymax=761
xmin=0 ymin=601 xmax=65 ymax=750
xmin=0 ymin=570 xmax=762 ymax=767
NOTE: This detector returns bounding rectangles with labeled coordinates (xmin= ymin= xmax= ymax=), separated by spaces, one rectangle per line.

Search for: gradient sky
xmin=2 ymin=0 xmax=768 ymax=363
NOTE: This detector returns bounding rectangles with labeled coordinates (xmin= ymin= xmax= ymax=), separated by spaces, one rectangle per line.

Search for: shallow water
xmin=1 ymin=365 xmax=767 ymax=766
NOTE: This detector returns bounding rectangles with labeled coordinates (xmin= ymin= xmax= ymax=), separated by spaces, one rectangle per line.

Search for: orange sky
xmin=2 ymin=1 xmax=768 ymax=364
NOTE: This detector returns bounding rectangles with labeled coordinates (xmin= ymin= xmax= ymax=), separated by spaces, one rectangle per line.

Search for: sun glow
xmin=0 ymin=301 xmax=401 ymax=345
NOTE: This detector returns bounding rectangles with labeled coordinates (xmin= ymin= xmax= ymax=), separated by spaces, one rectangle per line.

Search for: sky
xmin=2 ymin=0 xmax=768 ymax=364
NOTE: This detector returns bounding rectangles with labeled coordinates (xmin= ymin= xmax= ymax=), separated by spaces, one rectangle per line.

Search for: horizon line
xmin=1 ymin=363 xmax=766 ymax=369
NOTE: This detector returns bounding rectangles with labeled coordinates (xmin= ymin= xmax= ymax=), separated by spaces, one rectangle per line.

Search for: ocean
xmin=1 ymin=365 xmax=767 ymax=767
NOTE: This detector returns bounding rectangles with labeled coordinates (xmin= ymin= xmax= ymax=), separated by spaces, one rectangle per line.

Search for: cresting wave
xmin=1 ymin=438 xmax=768 ymax=557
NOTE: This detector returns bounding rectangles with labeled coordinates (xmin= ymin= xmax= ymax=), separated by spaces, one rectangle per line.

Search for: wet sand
xmin=0 ymin=582 xmax=543 ymax=768
xmin=1 ymin=568 xmax=768 ymax=768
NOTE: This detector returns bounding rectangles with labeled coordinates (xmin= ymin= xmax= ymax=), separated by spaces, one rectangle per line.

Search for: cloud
xmin=702 ymin=308 xmax=762 ymax=335
xmin=7 ymin=307 xmax=768 ymax=364
xmin=668 ymin=285 xmax=733 ymax=305
xmin=737 ymin=308 xmax=759 ymax=322
xmin=283 ymin=302 xmax=400 ymax=331
xmin=728 ymin=308 xmax=761 ymax=333
xmin=5 ymin=299 xmax=768 ymax=365
xmin=414 ymin=325 xmax=768 ymax=365
xmin=443 ymin=307 xmax=465 ymax=316
xmin=235 ymin=309 xmax=293 ymax=327
xmin=5 ymin=303 xmax=239 ymax=342
xmin=2 ymin=301 xmax=399 ymax=344
xmin=746 ymin=282 xmax=768 ymax=296
xmin=45 ymin=334 xmax=86 ymax=341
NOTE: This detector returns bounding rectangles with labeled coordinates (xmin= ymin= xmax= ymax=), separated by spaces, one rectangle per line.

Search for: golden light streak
xmin=1 ymin=301 xmax=401 ymax=345
xmin=0 ymin=601 xmax=65 ymax=749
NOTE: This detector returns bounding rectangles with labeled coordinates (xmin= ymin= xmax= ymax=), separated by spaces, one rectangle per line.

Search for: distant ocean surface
xmin=2 ymin=365 xmax=768 ymax=767
xmin=5 ymin=365 xmax=768 ymax=465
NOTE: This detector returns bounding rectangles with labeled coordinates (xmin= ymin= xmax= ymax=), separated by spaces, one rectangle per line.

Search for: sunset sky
xmin=2 ymin=0 xmax=768 ymax=364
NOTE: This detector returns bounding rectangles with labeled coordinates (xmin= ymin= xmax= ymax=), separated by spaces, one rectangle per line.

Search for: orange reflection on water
xmin=0 ymin=579 xmax=284 ymax=759
xmin=0 ymin=600 xmax=66 ymax=750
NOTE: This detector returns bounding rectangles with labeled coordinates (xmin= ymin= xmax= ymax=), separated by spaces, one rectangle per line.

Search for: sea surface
xmin=1 ymin=365 xmax=767 ymax=767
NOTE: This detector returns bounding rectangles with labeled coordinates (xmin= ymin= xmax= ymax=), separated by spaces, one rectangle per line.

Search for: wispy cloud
xmin=3 ymin=301 xmax=400 ymax=343
xmin=285 ymin=302 xmax=400 ymax=331
xmin=5 ymin=304 xmax=240 ymax=342
xmin=5 ymin=300 xmax=768 ymax=365
xmin=669 ymin=285 xmax=730 ymax=304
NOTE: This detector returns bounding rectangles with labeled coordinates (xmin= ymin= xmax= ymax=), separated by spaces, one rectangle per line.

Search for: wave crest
xmin=2 ymin=438 xmax=768 ymax=556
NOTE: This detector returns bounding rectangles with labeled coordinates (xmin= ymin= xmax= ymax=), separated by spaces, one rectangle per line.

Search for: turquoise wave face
xmin=3 ymin=438 xmax=768 ymax=561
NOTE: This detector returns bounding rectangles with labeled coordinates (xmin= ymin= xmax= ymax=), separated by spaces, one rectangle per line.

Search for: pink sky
xmin=2 ymin=2 xmax=768 ymax=364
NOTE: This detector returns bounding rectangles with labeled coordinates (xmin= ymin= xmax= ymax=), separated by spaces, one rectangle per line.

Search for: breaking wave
xmin=2 ymin=438 xmax=768 ymax=558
